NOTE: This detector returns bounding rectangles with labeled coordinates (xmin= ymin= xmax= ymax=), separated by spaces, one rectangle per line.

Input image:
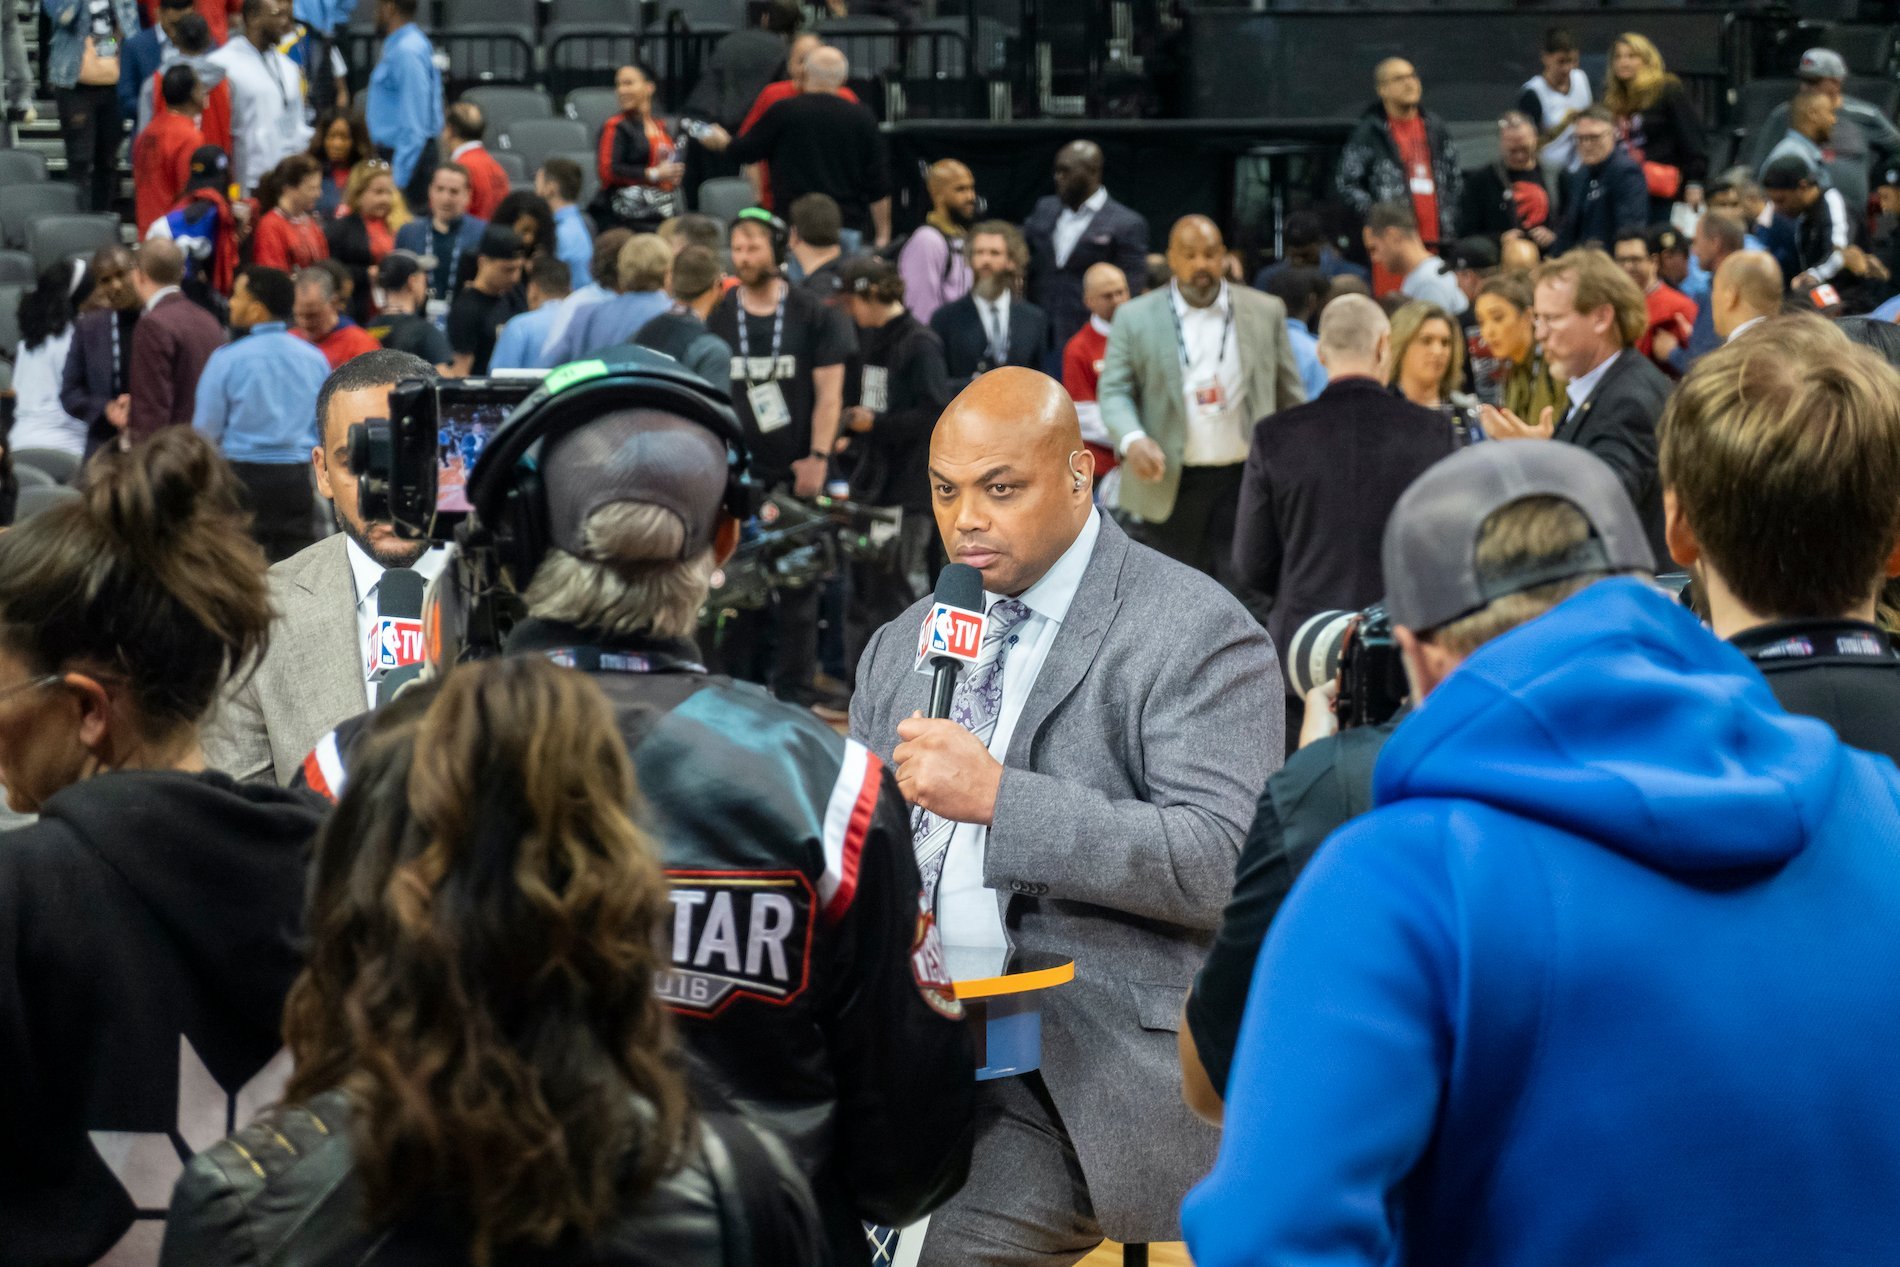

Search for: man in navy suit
xmin=931 ymin=221 xmax=1051 ymax=394
xmin=1022 ymin=140 xmax=1149 ymax=363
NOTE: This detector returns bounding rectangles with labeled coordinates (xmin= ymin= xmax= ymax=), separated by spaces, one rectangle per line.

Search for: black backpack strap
xmin=700 ymin=1110 xmax=810 ymax=1267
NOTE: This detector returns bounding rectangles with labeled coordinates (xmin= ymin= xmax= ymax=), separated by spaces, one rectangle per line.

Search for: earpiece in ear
xmin=1073 ymin=473 xmax=1087 ymax=491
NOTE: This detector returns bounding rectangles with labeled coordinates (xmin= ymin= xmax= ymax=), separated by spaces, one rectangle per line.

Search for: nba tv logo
xmin=928 ymin=603 xmax=985 ymax=664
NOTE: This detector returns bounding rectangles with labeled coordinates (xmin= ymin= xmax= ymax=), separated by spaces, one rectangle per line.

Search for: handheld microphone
xmin=924 ymin=563 xmax=986 ymax=719
xmin=367 ymin=566 xmax=428 ymax=705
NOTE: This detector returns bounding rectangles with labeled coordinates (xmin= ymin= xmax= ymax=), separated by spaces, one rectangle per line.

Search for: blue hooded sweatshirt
xmin=1183 ymin=578 xmax=1900 ymax=1266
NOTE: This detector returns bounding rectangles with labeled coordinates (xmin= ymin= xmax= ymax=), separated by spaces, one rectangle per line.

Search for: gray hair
xmin=1316 ymin=292 xmax=1388 ymax=364
xmin=523 ymin=502 xmax=714 ymax=640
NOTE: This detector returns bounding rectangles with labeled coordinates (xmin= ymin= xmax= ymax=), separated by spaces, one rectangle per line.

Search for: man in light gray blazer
xmin=202 ymin=350 xmax=443 ymax=784
xmin=851 ymin=369 xmax=1282 ymax=1263
xmin=1099 ymin=214 xmax=1305 ymax=615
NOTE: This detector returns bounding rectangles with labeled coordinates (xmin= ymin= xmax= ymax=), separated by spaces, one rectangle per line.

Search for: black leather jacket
xmin=294 ymin=623 xmax=979 ymax=1266
xmin=159 ymin=1090 xmax=822 ymax=1266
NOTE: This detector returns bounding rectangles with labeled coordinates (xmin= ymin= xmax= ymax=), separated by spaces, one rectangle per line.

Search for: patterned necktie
xmin=911 ymin=596 xmax=1034 ymax=911
xmin=985 ymin=300 xmax=1009 ymax=367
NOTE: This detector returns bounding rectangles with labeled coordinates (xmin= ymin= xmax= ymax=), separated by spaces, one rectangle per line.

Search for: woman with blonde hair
xmin=163 ymin=656 xmax=823 ymax=1265
xmin=1604 ymin=32 xmax=1707 ymax=219
xmin=325 ymin=159 xmax=410 ymax=323
xmin=1388 ymin=299 xmax=1478 ymax=444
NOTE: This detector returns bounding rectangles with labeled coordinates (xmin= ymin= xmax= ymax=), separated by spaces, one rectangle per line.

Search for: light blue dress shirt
xmin=192 ymin=323 xmax=332 ymax=464
xmin=552 ymin=203 xmax=595 ymax=292
xmin=546 ymin=290 xmax=672 ymax=366
xmin=293 ymin=0 xmax=356 ymax=36
xmin=366 ymin=23 xmax=441 ymax=189
xmin=1285 ymin=317 xmax=1329 ymax=402
xmin=489 ymin=304 xmax=562 ymax=372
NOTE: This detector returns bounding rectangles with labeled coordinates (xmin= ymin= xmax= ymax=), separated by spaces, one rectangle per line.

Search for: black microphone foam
xmin=927 ymin=563 xmax=985 ymax=719
xmin=377 ymin=566 xmax=426 ymax=619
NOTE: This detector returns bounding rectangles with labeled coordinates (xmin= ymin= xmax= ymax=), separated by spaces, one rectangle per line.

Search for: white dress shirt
xmin=1563 ymin=349 xmax=1619 ymax=416
xmin=938 ymin=507 xmax=1104 ymax=951
xmin=1052 ymin=185 xmax=1109 ymax=269
xmin=345 ymin=536 xmax=449 ymax=704
xmin=1173 ymin=280 xmax=1249 ymax=467
xmin=978 ymin=289 xmax=1012 ymax=363
xmin=210 ymin=37 xmax=312 ymax=194
xmin=1727 ymin=315 xmax=1768 ymax=343
xmin=142 ymin=285 xmax=180 ymax=312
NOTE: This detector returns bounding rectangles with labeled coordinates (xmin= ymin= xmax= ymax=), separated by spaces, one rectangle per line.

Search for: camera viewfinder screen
xmin=436 ymin=398 xmax=513 ymax=514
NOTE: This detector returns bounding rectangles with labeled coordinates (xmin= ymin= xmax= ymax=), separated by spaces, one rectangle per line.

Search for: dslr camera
xmin=1286 ymin=604 xmax=1408 ymax=730
xmin=346 ymin=377 xmax=528 ymax=541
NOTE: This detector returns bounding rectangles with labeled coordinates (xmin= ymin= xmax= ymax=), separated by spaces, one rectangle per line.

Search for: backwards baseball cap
xmin=477 ymin=223 xmax=525 ymax=260
xmin=1797 ymin=48 xmax=1848 ymax=82
xmin=1451 ymin=236 xmax=1499 ymax=273
xmin=1381 ymin=442 xmax=1656 ymax=632
xmin=542 ymin=410 xmax=732 ymax=561
xmin=375 ymin=248 xmax=436 ymax=290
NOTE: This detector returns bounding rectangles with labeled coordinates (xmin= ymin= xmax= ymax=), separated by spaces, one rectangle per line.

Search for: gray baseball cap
xmin=1797 ymin=48 xmax=1848 ymax=82
xmin=542 ymin=408 xmax=731 ymax=561
xmin=1381 ymin=442 xmax=1656 ymax=632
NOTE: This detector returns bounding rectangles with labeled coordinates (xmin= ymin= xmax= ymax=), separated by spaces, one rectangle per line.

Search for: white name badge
xmin=1190 ymin=376 xmax=1229 ymax=419
xmin=861 ymin=365 xmax=890 ymax=414
xmin=1409 ymin=163 xmax=1434 ymax=197
xmin=748 ymin=380 xmax=793 ymax=433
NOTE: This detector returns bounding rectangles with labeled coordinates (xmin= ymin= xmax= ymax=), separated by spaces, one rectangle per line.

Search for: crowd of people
xmin=8 ymin=5 xmax=1900 ymax=1267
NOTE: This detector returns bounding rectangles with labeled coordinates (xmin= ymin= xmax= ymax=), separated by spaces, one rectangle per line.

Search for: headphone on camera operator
xmin=346 ymin=346 xmax=757 ymax=664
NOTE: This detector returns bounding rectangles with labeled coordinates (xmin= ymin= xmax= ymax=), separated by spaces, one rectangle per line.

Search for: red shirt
xmin=133 ymin=109 xmax=203 ymax=233
xmin=454 ymin=144 xmax=511 ymax=222
xmin=252 ymin=208 xmax=330 ymax=272
xmin=139 ymin=0 xmax=238 ymax=44
xmin=1388 ymin=112 xmax=1439 ymax=245
xmin=152 ymin=72 xmax=230 ymax=158
xmin=1061 ymin=318 xmax=1118 ymax=475
xmin=297 ymin=319 xmax=382 ymax=370
xmin=1639 ymin=282 xmax=1698 ymax=364
xmin=737 ymin=80 xmax=860 ymax=211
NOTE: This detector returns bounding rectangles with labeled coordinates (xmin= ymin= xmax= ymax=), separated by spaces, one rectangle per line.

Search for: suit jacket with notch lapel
xmin=848 ymin=514 xmax=1283 ymax=1243
xmin=1097 ymin=283 xmax=1308 ymax=525
xmin=1554 ymin=348 xmax=1671 ymax=566
xmin=1023 ymin=192 xmax=1150 ymax=357
xmin=201 ymin=533 xmax=369 ymax=785
xmin=929 ymin=291 xmax=1051 ymax=394
xmin=128 ymin=290 xmax=225 ymax=443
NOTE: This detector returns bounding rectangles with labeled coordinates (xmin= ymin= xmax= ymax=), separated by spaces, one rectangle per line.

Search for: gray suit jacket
xmin=201 ymin=533 xmax=368 ymax=785
xmin=849 ymin=516 xmax=1283 ymax=1241
xmin=1097 ymin=284 xmax=1307 ymax=524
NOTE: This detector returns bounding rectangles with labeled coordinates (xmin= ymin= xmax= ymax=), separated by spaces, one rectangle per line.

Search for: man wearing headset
xmin=298 ymin=349 xmax=976 ymax=1267
xmin=705 ymin=207 xmax=857 ymax=714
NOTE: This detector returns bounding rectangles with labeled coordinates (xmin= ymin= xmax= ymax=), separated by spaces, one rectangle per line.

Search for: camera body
xmin=703 ymin=492 xmax=903 ymax=623
xmin=1287 ymin=603 xmax=1409 ymax=730
xmin=347 ymin=377 xmax=535 ymax=542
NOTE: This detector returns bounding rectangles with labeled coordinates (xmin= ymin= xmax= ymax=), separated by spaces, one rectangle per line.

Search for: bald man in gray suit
xmin=851 ymin=369 xmax=1281 ymax=1263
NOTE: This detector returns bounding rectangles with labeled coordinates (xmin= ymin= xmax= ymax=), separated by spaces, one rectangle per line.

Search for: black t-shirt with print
xmin=707 ymin=281 xmax=856 ymax=484
xmin=447 ymin=285 xmax=522 ymax=376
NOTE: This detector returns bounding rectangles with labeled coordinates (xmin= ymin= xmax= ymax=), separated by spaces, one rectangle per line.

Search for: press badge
xmin=1191 ymin=377 xmax=1228 ymax=417
xmin=749 ymin=380 xmax=793 ymax=433
xmin=1410 ymin=163 xmax=1434 ymax=196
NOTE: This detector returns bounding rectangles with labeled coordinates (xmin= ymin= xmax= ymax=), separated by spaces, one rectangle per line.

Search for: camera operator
xmin=300 ymin=350 xmax=976 ymax=1265
xmin=835 ymin=254 xmax=951 ymax=678
xmin=1181 ymin=441 xmax=1655 ymax=1122
xmin=706 ymin=209 xmax=856 ymax=713
xmin=1661 ymin=316 xmax=1900 ymax=760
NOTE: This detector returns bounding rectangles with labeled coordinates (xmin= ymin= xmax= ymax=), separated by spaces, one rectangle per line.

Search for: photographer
xmin=1661 ymin=316 xmax=1900 ymax=759
xmin=1182 ymin=441 xmax=1654 ymax=1121
xmin=302 ymin=351 xmax=976 ymax=1266
xmin=1187 ymin=439 xmax=1900 ymax=1266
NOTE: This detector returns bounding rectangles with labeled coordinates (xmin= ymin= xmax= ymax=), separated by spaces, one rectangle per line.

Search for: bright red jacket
xmin=252 ymin=208 xmax=330 ymax=272
xmin=133 ymin=109 xmax=203 ymax=234
xmin=150 ymin=71 xmax=232 ymax=158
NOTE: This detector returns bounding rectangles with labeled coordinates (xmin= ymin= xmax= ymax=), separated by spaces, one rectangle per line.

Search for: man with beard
xmin=202 ymin=350 xmax=449 ymax=783
xmin=899 ymin=158 xmax=978 ymax=324
xmin=930 ymin=220 xmax=1049 ymax=394
xmin=59 ymin=245 xmax=143 ymax=459
xmin=1099 ymin=214 xmax=1305 ymax=607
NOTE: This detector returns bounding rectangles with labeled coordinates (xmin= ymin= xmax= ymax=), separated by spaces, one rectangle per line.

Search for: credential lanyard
xmin=736 ymin=282 xmax=786 ymax=383
xmin=109 ymin=312 xmax=122 ymax=393
xmin=1171 ymin=291 xmax=1233 ymax=376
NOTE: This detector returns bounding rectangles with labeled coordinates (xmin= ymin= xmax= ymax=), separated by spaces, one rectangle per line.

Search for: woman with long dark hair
xmin=592 ymin=62 xmax=683 ymax=232
xmin=308 ymin=108 xmax=374 ymax=218
xmin=7 ymin=263 xmax=87 ymax=458
xmin=162 ymin=657 xmax=821 ymax=1266
xmin=0 ymin=428 xmax=320 ymax=1260
xmin=252 ymin=152 xmax=331 ymax=272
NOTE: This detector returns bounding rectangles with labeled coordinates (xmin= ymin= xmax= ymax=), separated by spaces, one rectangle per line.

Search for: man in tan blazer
xmin=201 ymin=349 xmax=444 ymax=784
xmin=1098 ymin=215 xmax=1305 ymax=615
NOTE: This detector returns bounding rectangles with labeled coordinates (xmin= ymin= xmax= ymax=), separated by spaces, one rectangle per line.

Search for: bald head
xmin=135 ymin=238 xmax=185 ymax=290
xmin=1713 ymin=250 xmax=1784 ymax=337
xmin=804 ymin=46 xmax=848 ymax=91
xmin=1082 ymin=262 xmax=1129 ymax=322
xmin=1168 ymin=215 xmax=1225 ymax=307
xmin=929 ymin=368 xmax=1093 ymax=596
xmin=1053 ymin=140 xmax=1104 ymax=210
xmin=927 ymin=159 xmax=977 ymax=225
xmin=1316 ymin=293 xmax=1390 ymax=378
xmin=1501 ymin=235 xmax=1540 ymax=274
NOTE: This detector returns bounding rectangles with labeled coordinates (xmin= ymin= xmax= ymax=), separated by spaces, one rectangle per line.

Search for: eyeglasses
xmin=0 ymin=674 xmax=61 ymax=707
